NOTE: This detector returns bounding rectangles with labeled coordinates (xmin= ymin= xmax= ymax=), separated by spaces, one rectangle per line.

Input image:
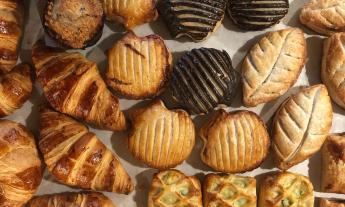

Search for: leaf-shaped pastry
xmin=242 ymin=28 xmax=306 ymax=107
xmin=300 ymin=0 xmax=345 ymax=36
xmin=272 ymin=84 xmax=333 ymax=170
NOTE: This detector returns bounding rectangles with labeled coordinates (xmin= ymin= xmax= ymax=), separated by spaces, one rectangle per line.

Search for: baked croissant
xmin=32 ymin=41 xmax=126 ymax=131
xmin=0 ymin=120 xmax=43 ymax=207
xmin=0 ymin=0 xmax=23 ymax=73
xmin=39 ymin=108 xmax=133 ymax=194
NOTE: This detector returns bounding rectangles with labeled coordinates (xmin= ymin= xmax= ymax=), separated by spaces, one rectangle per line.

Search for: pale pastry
xmin=320 ymin=199 xmax=345 ymax=207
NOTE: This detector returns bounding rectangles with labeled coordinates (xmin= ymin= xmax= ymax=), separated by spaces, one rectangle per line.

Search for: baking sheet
xmin=12 ymin=0 xmax=345 ymax=206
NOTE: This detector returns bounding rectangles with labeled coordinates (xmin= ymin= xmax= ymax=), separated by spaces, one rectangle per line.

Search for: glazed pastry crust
xmin=320 ymin=199 xmax=345 ymax=207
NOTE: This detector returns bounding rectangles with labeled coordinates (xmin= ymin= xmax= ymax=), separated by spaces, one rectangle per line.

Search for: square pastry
xmin=320 ymin=199 xmax=345 ymax=207
xmin=203 ymin=173 xmax=256 ymax=207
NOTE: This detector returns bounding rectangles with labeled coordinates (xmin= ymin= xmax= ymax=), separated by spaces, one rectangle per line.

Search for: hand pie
xmin=228 ymin=0 xmax=289 ymax=30
xmin=39 ymin=108 xmax=133 ymax=194
xmin=320 ymin=199 xmax=345 ymax=207
xmin=102 ymin=0 xmax=158 ymax=28
xmin=158 ymin=0 xmax=227 ymax=42
xmin=43 ymin=0 xmax=104 ymax=49
xmin=200 ymin=110 xmax=270 ymax=173
xmin=300 ymin=0 xmax=345 ymax=36
xmin=272 ymin=84 xmax=333 ymax=170
xmin=242 ymin=28 xmax=306 ymax=107
xmin=128 ymin=99 xmax=195 ymax=169
xmin=0 ymin=120 xmax=42 ymax=207
xmin=203 ymin=173 xmax=256 ymax=207
xmin=259 ymin=172 xmax=314 ymax=207
xmin=32 ymin=41 xmax=126 ymax=131
xmin=148 ymin=170 xmax=202 ymax=207
xmin=321 ymin=133 xmax=345 ymax=194
xmin=170 ymin=48 xmax=241 ymax=115
xmin=106 ymin=32 xmax=172 ymax=99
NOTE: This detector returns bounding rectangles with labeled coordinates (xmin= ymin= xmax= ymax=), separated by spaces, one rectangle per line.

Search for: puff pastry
xmin=39 ymin=108 xmax=133 ymax=194
xmin=259 ymin=172 xmax=314 ymax=207
xmin=200 ymin=110 xmax=270 ymax=173
xmin=106 ymin=32 xmax=172 ymax=99
xmin=128 ymin=99 xmax=195 ymax=169
xmin=32 ymin=41 xmax=126 ymax=131
xmin=148 ymin=170 xmax=202 ymax=207
xmin=203 ymin=173 xmax=256 ymax=207
xmin=320 ymin=199 xmax=345 ymax=207
xmin=0 ymin=120 xmax=42 ymax=207
xmin=242 ymin=28 xmax=307 ymax=107
xmin=272 ymin=84 xmax=333 ymax=170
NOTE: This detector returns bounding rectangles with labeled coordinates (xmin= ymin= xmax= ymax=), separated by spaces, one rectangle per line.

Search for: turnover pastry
xmin=102 ymin=0 xmax=158 ymax=28
xmin=300 ymin=0 xmax=345 ymax=36
xmin=43 ymin=0 xmax=104 ymax=49
xmin=106 ymin=32 xmax=172 ymax=99
xmin=228 ymin=0 xmax=289 ymax=30
xmin=203 ymin=173 xmax=256 ymax=207
xmin=200 ymin=110 xmax=270 ymax=173
xmin=128 ymin=99 xmax=195 ymax=169
xmin=148 ymin=170 xmax=202 ymax=207
xmin=272 ymin=84 xmax=333 ymax=170
xmin=242 ymin=28 xmax=307 ymax=107
xmin=0 ymin=120 xmax=42 ymax=207
xmin=171 ymin=48 xmax=240 ymax=115
xmin=320 ymin=199 xmax=345 ymax=207
xmin=39 ymin=108 xmax=133 ymax=194
xmin=158 ymin=0 xmax=227 ymax=42
xmin=32 ymin=41 xmax=126 ymax=131
xmin=259 ymin=172 xmax=314 ymax=207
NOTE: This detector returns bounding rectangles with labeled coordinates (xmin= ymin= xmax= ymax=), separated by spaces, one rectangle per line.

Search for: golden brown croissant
xmin=0 ymin=120 xmax=43 ymax=207
xmin=32 ymin=41 xmax=126 ymax=131
xmin=39 ymin=107 xmax=133 ymax=194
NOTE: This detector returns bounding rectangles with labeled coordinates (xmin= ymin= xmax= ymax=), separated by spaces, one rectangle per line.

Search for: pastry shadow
xmin=133 ymin=168 xmax=158 ymax=207
xmin=259 ymin=152 xmax=276 ymax=170
xmin=283 ymin=0 xmax=305 ymax=28
xmin=305 ymin=36 xmax=324 ymax=85
xmin=308 ymin=151 xmax=322 ymax=192
xmin=104 ymin=21 xmax=126 ymax=34
xmin=222 ymin=12 xmax=243 ymax=33
xmin=148 ymin=17 xmax=172 ymax=41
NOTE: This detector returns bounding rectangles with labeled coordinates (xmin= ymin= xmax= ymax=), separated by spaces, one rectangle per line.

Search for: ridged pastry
xmin=203 ymin=173 xmax=256 ymax=207
xmin=32 ymin=41 xmax=126 ymax=131
xmin=170 ymin=48 xmax=240 ymax=115
xmin=300 ymin=0 xmax=345 ymax=36
xmin=228 ymin=0 xmax=289 ymax=30
xmin=106 ymin=32 xmax=172 ymax=99
xmin=39 ymin=108 xmax=133 ymax=194
xmin=321 ymin=133 xmax=345 ymax=194
xmin=157 ymin=0 xmax=227 ymax=42
xmin=148 ymin=170 xmax=202 ymax=207
xmin=27 ymin=192 xmax=115 ymax=207
xmin=43 ymin=0 xmax=104 ymax=49
xmin=242 ymin=28 xmax=307 ymax=107
xmin=102 ymin=0 xmax=158 ymax=28
xmin=200 ymin=110 xmax=270 ymax=173
xmin=0 ymin=0 xmax=23 ymax=73
xmin=128 ymin=99 xmax=195 ymax=169
xmin=272 ymin=84 xmax=333 ymax=170
xmin=0 ymin=63 xmax=32 ymax=117
xmin=259 ymin=172 xmax=314 ymax=207
xmin=0 ymin=120 xmax=42 ymax=207
xmin=320 ymin=199 xmax=345 ymax=207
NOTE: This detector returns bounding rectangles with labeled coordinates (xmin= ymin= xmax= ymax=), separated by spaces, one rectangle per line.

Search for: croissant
xmin=0 ymin=120 xmax=43 ymax=207
xmin=32 ymin=41 xmax=126 ymax=131
xmin=39 ymin=107 xmax=133 ymax=194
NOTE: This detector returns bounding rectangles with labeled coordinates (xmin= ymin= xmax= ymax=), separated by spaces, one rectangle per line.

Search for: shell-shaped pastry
xmin=272 ymin=84 xmax=333 ymax=170
xmin=106 ymin=32 xmax=172 ymax=99
xmin=200 ymin=110 xmax=270 ymax=173
xmin=102 ymin=0 xmax=158 ymax=28
xmin=148 ymin=170 xmax=202 ymax=207
xmin=320 ymin=199 xmax=345 ymax=207
xmin=203 ymin=173 xmax=256 ymax=207
xmin=242 ymin=28 xmax=307 ymax=107
xmin=259 ymin=172 xmax=314 ymax=207
xmin=300 ymin=0 xmax=345 ymax=36
xmin=128 ymin=99 xmax=195 ymax=169
xmin=228 ymin=0 xmax=289 ymax=30
xmin=157 ymin=0 xmax=227 ymax=42
xmin=171 ymin=48 xmax=240 ymax=115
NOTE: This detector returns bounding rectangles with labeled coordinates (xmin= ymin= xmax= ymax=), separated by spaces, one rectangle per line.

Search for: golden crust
xmin=320 ymin=199 xmax=345 ymax=207
xmin=200 ymin=110 xmax=270 ymax=173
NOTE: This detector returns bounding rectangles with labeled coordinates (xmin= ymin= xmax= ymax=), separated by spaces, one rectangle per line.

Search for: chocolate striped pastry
xmin=170 ymin=48 xmax=240 ymax=115
xmin=228 ymin=0 xmax=289 ymax=30
xmin=106 ymin=32 xmax=172 ymax=99
xmin=158 ymin=0 xmax=227 ymax=42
